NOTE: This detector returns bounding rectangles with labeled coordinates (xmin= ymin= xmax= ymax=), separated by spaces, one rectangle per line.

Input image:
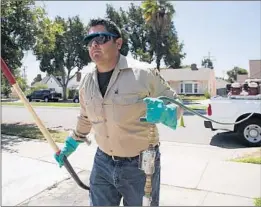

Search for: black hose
xmin=62 ymin=156 xmax=90 ymax=190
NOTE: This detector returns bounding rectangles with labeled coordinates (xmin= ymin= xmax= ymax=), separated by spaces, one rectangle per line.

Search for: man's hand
xmin=142 ymin=97 xmax=178 ymax=130
xmin=54 ymin=136 xmax=82 ymax=167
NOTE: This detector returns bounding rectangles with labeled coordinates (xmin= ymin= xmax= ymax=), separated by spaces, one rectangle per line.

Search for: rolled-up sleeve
xmin=146 ymin=68 xmax=183 ymax=119
xmin=72 ymin=75 xmax=92 ymax=141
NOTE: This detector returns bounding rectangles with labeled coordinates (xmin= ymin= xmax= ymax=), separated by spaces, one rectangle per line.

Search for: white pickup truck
xmin=204 ymin=95 xmax=261 ymax=147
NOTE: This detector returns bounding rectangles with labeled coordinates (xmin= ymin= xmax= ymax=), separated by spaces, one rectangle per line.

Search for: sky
xmin=22 ymin=1 xmax=261 ymax=84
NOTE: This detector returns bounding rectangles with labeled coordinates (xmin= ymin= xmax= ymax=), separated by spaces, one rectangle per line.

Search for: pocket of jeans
xmin=95 ymin=148 xmax=104 ymax=157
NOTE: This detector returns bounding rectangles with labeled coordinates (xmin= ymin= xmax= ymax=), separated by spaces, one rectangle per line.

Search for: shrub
xmin=204 ymin=91 xmax=211 ymax=99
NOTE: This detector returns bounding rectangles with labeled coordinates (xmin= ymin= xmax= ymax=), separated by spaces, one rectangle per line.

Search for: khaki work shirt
xmin=73 ymin=54 xmax=179 ymax=157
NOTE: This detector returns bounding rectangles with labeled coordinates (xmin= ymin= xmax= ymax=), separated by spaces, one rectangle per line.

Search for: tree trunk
xmin=156 ymin=56 xmax=161 ymax=72
xmin=155 ymin=32 xmax=161 ymax=72
xmin=62 ymin=85 xmax=67 ymax=101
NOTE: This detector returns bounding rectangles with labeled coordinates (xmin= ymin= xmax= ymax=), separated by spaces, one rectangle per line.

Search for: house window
xmin=194 ymin=83 xmax=198 ymax=93
xmin=185 ymin=83 xmax=193 ymax=93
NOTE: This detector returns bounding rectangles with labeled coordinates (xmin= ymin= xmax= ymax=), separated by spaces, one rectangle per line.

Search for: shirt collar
xmin=94 ymin=54 xmax=131 ymax=72
xmin=115 ymin=54 xmax=130 ymax=71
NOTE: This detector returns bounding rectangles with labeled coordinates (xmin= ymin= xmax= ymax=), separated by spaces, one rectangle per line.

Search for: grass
xmin=1 ymin=122 xmax=68 ymax=143
xmin=233 ymin=157 xmax=261 ymax=165
xmin=255 ymin=198 xmax=261 ymax=206
xmin=1 ymin=101 xmax=80 ymax=107
xmin=186 ymin=105 xmax=207 ymax=110
xmin=231 ymin=150 xmax=261 ymax=165
xmin=2 ymin=101 xmax=207 ymax=111
xmin=180 ymin=95 xmax=207 ymax=100
xmin=2 ymin=101 xmax=207 ymax=110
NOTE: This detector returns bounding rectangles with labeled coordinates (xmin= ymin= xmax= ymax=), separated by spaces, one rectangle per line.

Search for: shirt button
xmin=104 ymin=118 xmax=107 ymax=122
xmin=106 ymin=136 xmax=109 ymax=139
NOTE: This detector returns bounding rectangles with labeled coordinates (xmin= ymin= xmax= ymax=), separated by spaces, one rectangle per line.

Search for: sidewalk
xmin=2 ymin=134 xmax=260 ymax=206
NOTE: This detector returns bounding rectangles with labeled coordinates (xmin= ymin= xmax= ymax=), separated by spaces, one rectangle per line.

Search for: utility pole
xmin=203 ymin=51 xmax=216 ymax=63
xmin=202 ymin=51 xmax=216 ymax=69
xmin=23 ymin=66 xmax=27 ymax=80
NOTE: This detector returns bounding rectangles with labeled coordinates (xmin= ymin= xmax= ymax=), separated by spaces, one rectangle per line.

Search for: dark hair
xmin=87 ymin=18 xmax=122 ymax=38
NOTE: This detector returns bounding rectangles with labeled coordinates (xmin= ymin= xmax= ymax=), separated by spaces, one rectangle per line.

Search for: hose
xmin=157 ymin=96 xmax=255 ymax=125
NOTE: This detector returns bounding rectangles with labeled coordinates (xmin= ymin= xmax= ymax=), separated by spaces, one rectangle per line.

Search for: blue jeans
xmin=89 ymin=146 xmax=161 ymax=206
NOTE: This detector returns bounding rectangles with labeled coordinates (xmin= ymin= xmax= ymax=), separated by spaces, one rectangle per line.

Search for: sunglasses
xmin=83 ymin=32 xmax=119 ymax=48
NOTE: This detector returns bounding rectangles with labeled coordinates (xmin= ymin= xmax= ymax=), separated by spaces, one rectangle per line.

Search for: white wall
xmin=46 ymin=78 xmax=63 ymax=95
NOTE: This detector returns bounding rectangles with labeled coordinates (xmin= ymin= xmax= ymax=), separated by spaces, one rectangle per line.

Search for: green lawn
xmin=1 ymin=122 xmax=67 ymax=143
xmin=255 ymin=198 xmax=261 ymax=206
xmin=180 ymin=95 xmax=207 ymax=101
xmin=187 ymin=105 xmax=207 ymax=110
xmin=232 ymin=157 xmax=261 ymax=165
xmin=1 ymin=101 xmax=207 ymax=110
xmin=230 ymin=149 xmax=261 ymax=165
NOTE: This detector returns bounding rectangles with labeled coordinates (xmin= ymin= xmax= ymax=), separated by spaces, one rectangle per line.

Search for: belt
xmin=99 ymin=144 xmax=160 ymax=162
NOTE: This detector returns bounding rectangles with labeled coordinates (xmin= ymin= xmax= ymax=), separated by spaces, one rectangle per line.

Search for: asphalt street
xmin=1 ymin=105 xmax=244 ymax=148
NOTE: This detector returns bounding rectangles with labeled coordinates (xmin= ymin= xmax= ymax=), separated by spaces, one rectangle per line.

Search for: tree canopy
xmin=226 ymin=66 xmax=248 ymax=83
xmin=1 ymin=0 xmax=47 ymax=95
xmin=1 ymin=0 xmax=187 ymax=97
xmin=33 ymin=15 xmax=91 ymax=100
xmin=105 ymin=0 xmax=186 ymax=71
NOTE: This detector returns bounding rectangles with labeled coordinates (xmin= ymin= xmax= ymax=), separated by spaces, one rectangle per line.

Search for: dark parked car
xmin=73 ymin=94 xmax=79 ymax=103
xmin=26 ymin=89 xmax=62 ymax=102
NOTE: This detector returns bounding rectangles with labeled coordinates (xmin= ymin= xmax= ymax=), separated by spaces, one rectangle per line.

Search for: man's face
xmin=87 ymin=25 xmax=122 ymax=64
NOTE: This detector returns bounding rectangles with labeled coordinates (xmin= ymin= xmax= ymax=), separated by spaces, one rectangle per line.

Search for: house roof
xmin=32 ymin=74 xmax=62 ymax=87
xmin=159 ymin=68 xmax=215 ymax=81
xmin=40 ymin=76 xmax=51 ymax=84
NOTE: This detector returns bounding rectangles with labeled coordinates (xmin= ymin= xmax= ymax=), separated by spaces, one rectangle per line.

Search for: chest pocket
xmin=112 ymin=92 xmax=147 ymax=124
xmin=113 ymin=93 xmax=140 ymax=105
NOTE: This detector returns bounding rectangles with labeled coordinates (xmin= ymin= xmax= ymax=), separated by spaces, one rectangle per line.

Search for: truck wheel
xmin=237 ymin=118 xmax=261 ymax=147
xmin=44 ymin=97 xmax=49 ymax=102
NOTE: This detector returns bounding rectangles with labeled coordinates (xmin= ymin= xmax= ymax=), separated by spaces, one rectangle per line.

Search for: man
xmin=54 ymin=18 xmax=182 ymax=206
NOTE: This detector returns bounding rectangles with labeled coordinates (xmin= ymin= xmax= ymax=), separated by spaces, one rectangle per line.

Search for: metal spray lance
xmin=139 ymin=118 xmax=157 ymax=206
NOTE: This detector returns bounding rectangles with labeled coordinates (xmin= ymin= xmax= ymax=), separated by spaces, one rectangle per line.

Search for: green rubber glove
xmin=142 ymin=97 xmax=178 ymax=130
xmin=54 ymin=136 xmax=82 ymax=167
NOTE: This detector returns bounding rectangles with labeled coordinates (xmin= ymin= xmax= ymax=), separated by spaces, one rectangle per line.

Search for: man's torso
xmin=81 ymin=55 xmax=159 ymax=157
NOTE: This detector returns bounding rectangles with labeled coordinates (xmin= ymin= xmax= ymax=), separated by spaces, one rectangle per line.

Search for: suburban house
xmin=160 ymin=66 xmax=216 ymax=96
xmin=32 ymin=74 xmax=63 ymax=95
xmin=31 ymin=74 xmax=84 ymax=97
xmin=249 ymin=60 xmax=261 ymax=79
xmin=236 ymin=60 xmax=261 ymax=83
xmin=216 ymin=78 xmax=230 ymax=96
xmin=237 ymin=74 xmax=249 ymax=84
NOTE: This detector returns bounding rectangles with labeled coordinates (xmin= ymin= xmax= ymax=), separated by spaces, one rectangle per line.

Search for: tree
xmin=1 ymin=0 xmax=46 ymax=96
xmin=162 ymin=23 xmax=186 ymax=68
xmin=105 ymin=2 xmax=185 ymax=70
xmin=17 ymin=76 xmax=28 ymax=92
xmin=33 ymin=15 xmax=91 ymax=100
xmin=141 ymin=0 xmax=185 ymax=70
xmin=124 ymin=3 xmax=152 ymax=62
xmin=105 ymin=4 xmax=129 ymax=56
xmin=202 ymin=58 xmax=214 ymax=69
xmin=31 ymin=74 xmax=42 ymax=86
xmin=226 ymin=67 xmax=248 ymax=83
